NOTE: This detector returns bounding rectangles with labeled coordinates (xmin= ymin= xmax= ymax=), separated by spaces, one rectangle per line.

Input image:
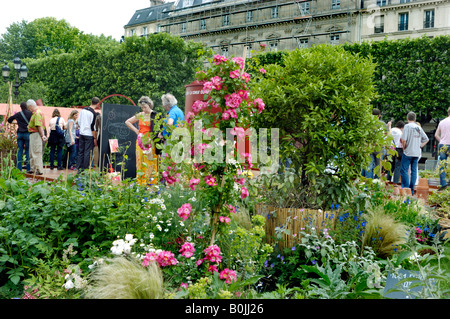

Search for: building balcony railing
xmin=398 ymin=22 xmax=408 ymax=31
xmin=424 ymin=20 xmax=434 ymax=28
xmin=363 ymin=0 xmax=433 ymax=8
xmin=374 ymin=25 xmax=384 ymax=33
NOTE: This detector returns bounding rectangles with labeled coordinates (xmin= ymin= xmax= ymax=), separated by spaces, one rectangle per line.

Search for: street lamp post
xmin=2 ymin=57 xmax=28 ymax=131
xmin=2 ymin=57 xmax=28 ymax=99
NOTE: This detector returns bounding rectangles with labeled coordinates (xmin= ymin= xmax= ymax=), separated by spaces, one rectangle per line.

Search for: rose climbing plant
xmin=161 ymin=53 xmax=266 ymax=246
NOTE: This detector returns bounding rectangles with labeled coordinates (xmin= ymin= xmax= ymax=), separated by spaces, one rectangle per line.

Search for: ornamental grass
xmin=361 ymin=205 xmax=408 ymax=259
xmin=84 ymin=256 xmax=164 ymax=299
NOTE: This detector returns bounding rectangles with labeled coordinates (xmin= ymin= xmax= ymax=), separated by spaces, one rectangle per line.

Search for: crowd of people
xmin=362 ymin=107 xmax=450 ymax=194
xmin=6 ymin=97 xmax=448 ymax=190
xmin=7 ymin=93 xmax=185 ymax=184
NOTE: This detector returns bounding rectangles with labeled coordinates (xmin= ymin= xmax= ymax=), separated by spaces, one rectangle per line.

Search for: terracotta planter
xmin=418 ymin=178 xmax=428 ymax=187
xmin=415 ymin=185 xmax=429 ymax=202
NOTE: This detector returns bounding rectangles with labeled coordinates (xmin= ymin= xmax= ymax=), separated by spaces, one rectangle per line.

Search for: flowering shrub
xmin=161 ymin=52 xmax=266 ymax=251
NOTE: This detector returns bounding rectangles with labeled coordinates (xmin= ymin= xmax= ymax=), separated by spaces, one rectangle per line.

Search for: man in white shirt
xmin=390 ymin=120 xmax=404 ymax=184
xmin=400 ymin=112 xmax=429 ymax=194
xmin=435 ymin=106 xmax=450 ymax=191
xmin=77 ymin=97 xmax=99 ymax=171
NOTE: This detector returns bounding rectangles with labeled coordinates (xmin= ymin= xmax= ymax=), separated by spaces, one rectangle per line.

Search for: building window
xmin=398 ymin=12 xmax=409 ymax=31
xmin=330 ymin=34 xmax=340 ymax=45
xmin=221 ymin=46 xmax=229 ymax=57
xmin=269 ymin=41 xmax=278 ymax=51
xmin=400 ymin=0 xmax=411 ymax=3
xmin=246 ymin=45 xmax=252 ymax=58
xmin=424 ymin=9 xmax=435 ymax=29
xmin=300 ymin=2 xmax=310 ymax=14
xmin=200 ymin=19 xmax=206 ymax=30
xmin=374 ymin=15 xmax=384 ymax=33
xmin=223 ymin=15 xmax=230 ymax=26
xmin=156 ymin=24 xmax=161 ymax=32
xmin=246 ymin=11 xmax=253 ymax=22
xmin=181 ymin=22 xmax=187 ymax=33
xmin=130 ymin=29 xmax=136 ymax=36
xmin=376 ymin=0 xmax=386 ymax=6
xmin=332 ymin=0 xmax=340 ymax=9
xmin=142 ymin=26 xmax=148 ymax=37
xmin=271 ymin=7 xmax=278 ymax=18
xmin=298 ymin=38 xmax=309 ymax=48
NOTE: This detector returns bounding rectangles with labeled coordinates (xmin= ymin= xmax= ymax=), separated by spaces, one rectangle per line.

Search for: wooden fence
xmin=255 ymin=204 xmax=337 ymax=250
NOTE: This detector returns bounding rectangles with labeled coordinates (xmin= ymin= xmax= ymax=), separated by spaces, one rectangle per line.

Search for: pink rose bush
xmin=156 ymin=53 xmax=267 ymax=289
xmin=177 ymin=203 xmax=192 ymax=221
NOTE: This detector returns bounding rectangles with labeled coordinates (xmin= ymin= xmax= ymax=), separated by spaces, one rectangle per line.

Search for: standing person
xmin=391 ymin=120 xmax=405 ymax=184
xmin=400 ymin=112 xmax=429 ymax=195
xmin=65 ymin=110 xmax=79 ymax=170
xmin=125 ymin=96 xmax=160 ymax=185
xmin=77 ymin=97 xmax=98 ymax=172
xmin=7 ymin=102 xmax=32 ymax=173
xmin=161 ymin=93 xmax=184 ymax=138
xmin=362 ymin=108 xmax=389 ymax=179
xmin=47 ymin=108 xmax=66 ymax=170
xmin=434 ymin=106 xmax=450 ymax=191
xmin=26 ymin=99 xmax=47 ymax=175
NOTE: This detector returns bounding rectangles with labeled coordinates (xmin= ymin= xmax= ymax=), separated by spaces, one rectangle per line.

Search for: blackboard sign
xmin=99 ymin=103 xmax=140 ymax=179
xmin=383 ymin=269 xmax=435 ymax=299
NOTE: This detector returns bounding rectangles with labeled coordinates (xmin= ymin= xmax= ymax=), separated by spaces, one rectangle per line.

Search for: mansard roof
xmin=125 ymin=2 xmax=175 ymax=27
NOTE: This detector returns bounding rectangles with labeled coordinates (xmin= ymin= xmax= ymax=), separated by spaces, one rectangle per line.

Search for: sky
xmin=0 ymin=0 xmax=153 ymax=41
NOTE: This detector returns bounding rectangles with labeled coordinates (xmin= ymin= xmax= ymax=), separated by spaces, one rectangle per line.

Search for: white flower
xmin=149 ymin=233 xmax=154 ymax=239
xmin=125 ymin=234 xmax=134 ymax=241
xmin=63 ymin=279 xmax=74 ymax=290
xmin=161 ymin=204 xmax=166 ymax=210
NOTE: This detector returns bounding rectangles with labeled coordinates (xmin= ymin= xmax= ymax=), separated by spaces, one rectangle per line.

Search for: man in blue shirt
xmin=161 ymin=93 xmax=184 ymax=137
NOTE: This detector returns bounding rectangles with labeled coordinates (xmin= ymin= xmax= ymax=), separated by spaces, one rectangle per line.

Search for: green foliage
xmin=251 ymin=44 xmax=384 ymax=209
xmin=0 ymin=17 xmax=118 ymax=61
xmin=218 ymin=214 xmax=273 ymax=279
xmin=343 ymin=35 xmax=450 ymax=123
xmin=14 ymin=33 xmax=204 ymax=107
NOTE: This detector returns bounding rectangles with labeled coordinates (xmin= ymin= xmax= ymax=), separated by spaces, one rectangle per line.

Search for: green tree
xmin=251 ymin=44 xmax=387 ymax=208
xmin=343 ymin=36 xmax=450 ymax=124
xmin=0 ymin=17 xmax=118 ymax=61
xmin=23 ymin=33 xmax=204 ymax=107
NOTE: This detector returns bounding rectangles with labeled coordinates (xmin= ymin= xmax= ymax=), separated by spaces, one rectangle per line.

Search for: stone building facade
xmin=124 ymin=0 xmax=449 ymax=55
xmin=124 ymin=0 xmax=363 ymax=56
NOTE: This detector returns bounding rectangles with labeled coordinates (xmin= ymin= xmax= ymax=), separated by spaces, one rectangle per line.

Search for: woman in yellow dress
xmin=125 ymin=96 xmax=159 ymax=185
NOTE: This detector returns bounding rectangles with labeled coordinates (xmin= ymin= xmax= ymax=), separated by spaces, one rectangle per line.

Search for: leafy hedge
xmin=343 ymin=35 xmax=450 ymax=123
xmin=20 ymin=33 xmax=205 ymax=108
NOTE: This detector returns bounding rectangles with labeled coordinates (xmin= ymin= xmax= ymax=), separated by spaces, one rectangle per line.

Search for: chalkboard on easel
xmin=99 ymin=103 xmax=140 ymax=179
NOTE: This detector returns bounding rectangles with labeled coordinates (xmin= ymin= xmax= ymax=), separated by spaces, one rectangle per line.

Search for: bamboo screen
xmin=256 ymin=205 xmax=337 ymax=250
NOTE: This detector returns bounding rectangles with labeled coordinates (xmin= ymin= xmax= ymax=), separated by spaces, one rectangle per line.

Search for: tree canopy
xmin=0 ymin=17 xmax=118 ymax=61
xmin=18 ymin=33 xmax=204 ymax=107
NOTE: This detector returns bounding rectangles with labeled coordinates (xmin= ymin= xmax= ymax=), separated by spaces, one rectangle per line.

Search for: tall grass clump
xmin=361 ymin=205 xmax=408 ymax=259
xmin=85 ymin=257 xmax=164 ymax=299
